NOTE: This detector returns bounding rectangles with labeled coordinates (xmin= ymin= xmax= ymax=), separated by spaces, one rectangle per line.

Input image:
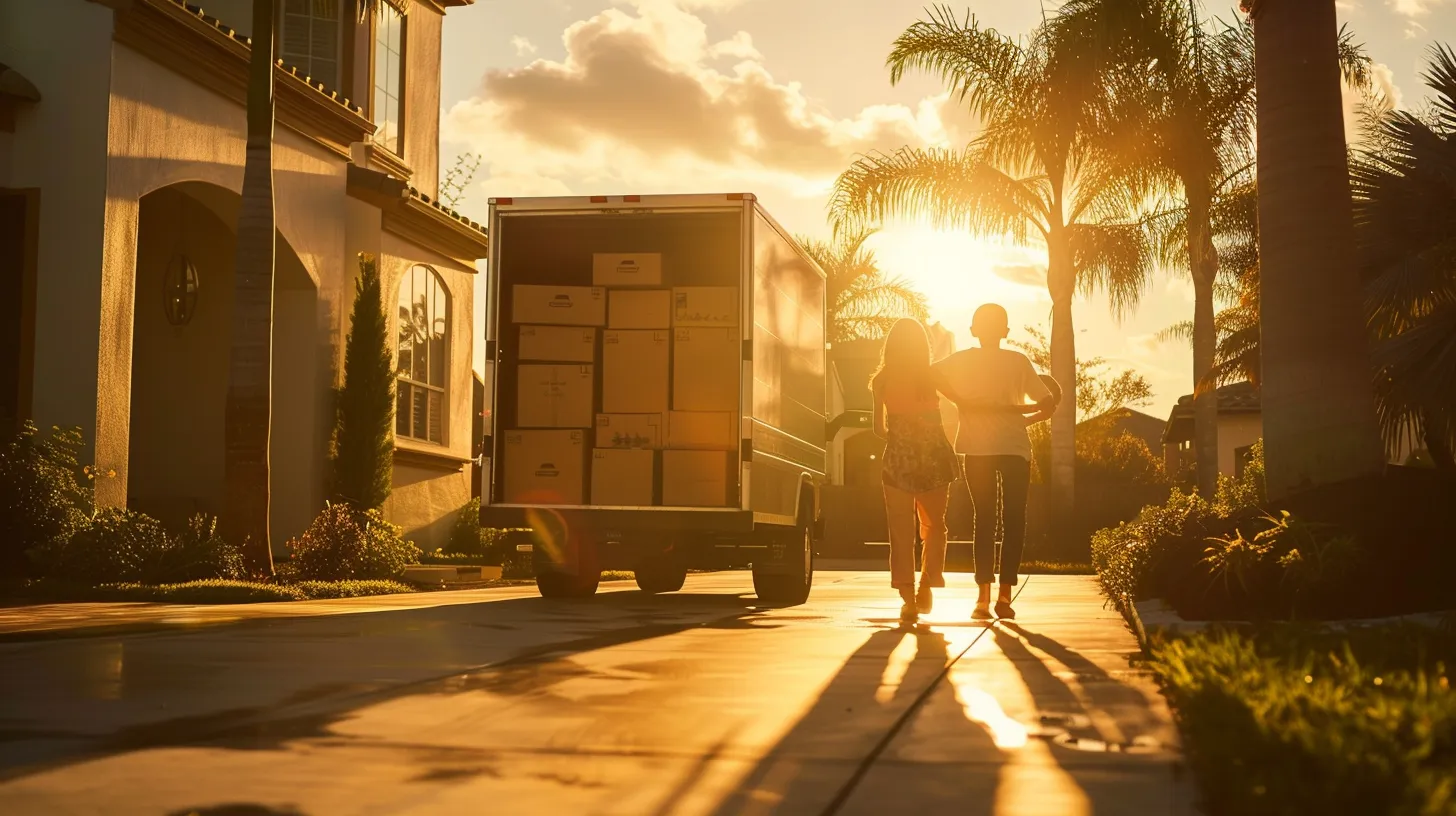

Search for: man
xmin=933 ymin=304 xmax=1058 ymax=620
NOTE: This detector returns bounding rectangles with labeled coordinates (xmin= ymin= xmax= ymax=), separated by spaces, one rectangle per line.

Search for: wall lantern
xmin=163 ymin=253 xmax=199 ymax=326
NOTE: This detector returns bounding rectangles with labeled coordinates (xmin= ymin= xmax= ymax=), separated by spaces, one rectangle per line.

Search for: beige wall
xmin=1218 ymin=413 xmax=1265 ymax=476
xmin=1 ymin=0 xmax=115 ymax=443
xmin=402 ymin=4 xmax=443 ymax=199
xmin=374 ymin=231 xmax=476 ymax=550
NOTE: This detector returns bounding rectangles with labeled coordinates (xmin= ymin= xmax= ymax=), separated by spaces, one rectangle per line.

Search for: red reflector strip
xmin=493 ymin=198 xmax=513 ymax=205
xmin=590 ymin=196 xmax=608 ymax=203
xmin=727 ymin=193 xmax=745 ymax=200
xmin=624 ymin=195 xmax=641 ymax=202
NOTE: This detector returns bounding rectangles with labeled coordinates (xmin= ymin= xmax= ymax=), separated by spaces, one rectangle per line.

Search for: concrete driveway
xmin=0 ymin=573 xmax=1196 ymax=815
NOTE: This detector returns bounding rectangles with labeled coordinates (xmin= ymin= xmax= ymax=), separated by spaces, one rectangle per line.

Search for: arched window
xmin=397 ymin=265 xmax=449 ymax=443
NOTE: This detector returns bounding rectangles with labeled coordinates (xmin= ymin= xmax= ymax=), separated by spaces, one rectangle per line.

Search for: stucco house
xmin=1162 ymin=382 xmax=1265 ymax=478
xmin=0 ymin=0 xmax=488 ymax=551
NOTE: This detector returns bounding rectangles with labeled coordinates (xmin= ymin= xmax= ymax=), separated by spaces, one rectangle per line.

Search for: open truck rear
xmin=480 ymin=193 xmax=828 ymax=603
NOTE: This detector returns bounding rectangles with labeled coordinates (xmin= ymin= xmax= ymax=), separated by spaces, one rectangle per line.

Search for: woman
xmin=872 ymin=319 xmax=961 ymax=623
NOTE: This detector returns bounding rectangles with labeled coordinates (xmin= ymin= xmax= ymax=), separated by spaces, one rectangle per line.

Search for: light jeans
xmin=883 ymin=484 xmax=950 ymax=590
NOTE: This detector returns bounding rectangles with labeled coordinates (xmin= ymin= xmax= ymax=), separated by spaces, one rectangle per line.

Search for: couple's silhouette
xmin=870 ymin=305 xmax=1059 ymax=623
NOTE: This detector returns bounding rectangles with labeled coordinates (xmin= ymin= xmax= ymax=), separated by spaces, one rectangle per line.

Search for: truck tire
xmin=752 ymin=502 xmax=815 ymax=605
xmin=533 ymin=533 xmax=600 ymax=599
xmin=635 ymin=556 xmax=687 ymax=594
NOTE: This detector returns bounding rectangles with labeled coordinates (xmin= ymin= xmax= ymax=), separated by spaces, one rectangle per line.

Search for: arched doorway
xmin=128 ymin=183 xmax=324 ymax=548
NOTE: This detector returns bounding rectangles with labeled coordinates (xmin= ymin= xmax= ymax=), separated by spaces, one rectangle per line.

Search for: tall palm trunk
xmin=1252 ymin=0 xmax=1384 ymax=498
xmin=224 ymin=0 xmax=278 ymax=573
xmin=1046 ymin=221 xmax=1077 ymax=516
xmin=1186 ymin=185 xmax=1220 ymax=497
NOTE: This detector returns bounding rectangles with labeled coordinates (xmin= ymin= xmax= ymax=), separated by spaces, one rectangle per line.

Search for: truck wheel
xmin=753 ymin=504 xmax=815 ymax=606
xmin=533 ymin=532 xmax=600 ymax=599
xmin=536 ymin=569 xmax=600 ymax=599
xmin=635 ymin=557 xmax=687 ymax=594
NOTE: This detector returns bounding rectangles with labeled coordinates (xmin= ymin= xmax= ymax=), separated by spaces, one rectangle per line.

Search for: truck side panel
xmin=748 ymin=207 xmax=827 ymax=523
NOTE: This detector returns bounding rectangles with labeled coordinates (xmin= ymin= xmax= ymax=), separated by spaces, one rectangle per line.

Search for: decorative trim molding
xmin=361 ymin=142 xmax=413 ymax=182
xmin=393 ymin=443 xmax=472 ymax=472
xmin=348 ymin=164 xmax=488 ymax=270
xmin=113 ymin=0 xmax=376 ymax=159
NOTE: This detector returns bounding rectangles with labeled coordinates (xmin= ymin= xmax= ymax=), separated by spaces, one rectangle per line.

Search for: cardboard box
xmin=502 ymin=430 xmax=586 ymax=505
xmin=609 ymin=289 xmax=672 ymax=330
xmin=603 ymin=330 xmax=670 ymax=414
xmin=518 ymin=326 xmax=596 ymax=363
xmin=590 ymin=448 xmax=656 ymax=506
xmin=672 ymin=327 xmax=739 ymax=412
xmin=517 ymin=364 xmax=594 ymax=428
xmin=593 ymin=253 xmax=663 ymax=287
xmin=513 ymin=285 xmax=606 ymax=326
xmin=673 ymin=287 xmax=738 ymax=327
xmin=597 ymin=413 xmax=666 ymax=449
xmin=662 ymin=450 xmax=733 ymax=507
xmin=667 ymin=412 xmax=736 ymax=450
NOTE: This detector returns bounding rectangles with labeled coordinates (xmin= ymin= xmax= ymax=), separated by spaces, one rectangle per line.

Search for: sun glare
xmin=868 ymin=224 xmax=1051 ymax=350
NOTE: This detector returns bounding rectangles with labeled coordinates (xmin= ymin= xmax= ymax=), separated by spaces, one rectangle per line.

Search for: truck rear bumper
xmin=480 ymin=504 xmax=755 ymax=536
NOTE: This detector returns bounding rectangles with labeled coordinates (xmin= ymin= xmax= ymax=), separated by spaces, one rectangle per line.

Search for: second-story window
xmin=373 ymin=1 xmax=405 ymax=155
xmin=280 ymin=0 xmax=342 ymax=87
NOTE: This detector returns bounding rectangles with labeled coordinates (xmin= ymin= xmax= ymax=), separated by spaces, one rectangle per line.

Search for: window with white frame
xmin=372 ymin=1 xmax=405 ymax=155
xmin=280 ymin=0 xmax=343 ymax=87
xmin=397 ymin=265 xmax=449 ymax=444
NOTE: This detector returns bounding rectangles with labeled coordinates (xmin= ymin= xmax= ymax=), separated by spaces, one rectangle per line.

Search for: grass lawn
xmin=9 ymin=578 xmax=420 ymax=604
xmin=1151 ymin=623 xmax=1456 ymax=816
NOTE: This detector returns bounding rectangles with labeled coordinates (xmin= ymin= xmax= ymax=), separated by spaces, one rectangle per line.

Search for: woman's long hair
xmin=870 ymin=319 xmax=935 ymax=400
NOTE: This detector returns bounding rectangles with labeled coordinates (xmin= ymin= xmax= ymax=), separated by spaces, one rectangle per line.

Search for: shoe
xmin=971 ymin=603 xmax=993 ymax=621
xmin=900 ymin=602 xmax=919 ymax=624
xmin=994 ymin=601 xmax=1015 ymax=620
xmin=916 ymin=585 xmax=934 ymax=615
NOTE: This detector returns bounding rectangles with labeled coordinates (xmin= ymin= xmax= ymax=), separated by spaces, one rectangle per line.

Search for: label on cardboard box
xmin=517 ymin=364 xmax=594 ymax=428
xmin=518 ymin=326 xmax=597 ymax=363
xmin=513 ymin=285 xmax=606 ymax=326
xmin=672 ymin=327 xmax=739 ymax=412
xmin=591 ymin=448 xmax=655 ymax=506
xmin=603 ymin=330 xmax=670 ymax=414
xmin=593 ymin=253 xmax=663 ymax=287
xmin=673 ymin=287 xmax=737 ymax=327
xmin=667 ymin=412 xmax=736 ymax=450
xmin=597 ymin=414 xmax=666 ymax=449
xmin=503 ymin=430 xmax=585 ymax=505
xmin=662 ymin=449 xmax=733 ymax=507
xmin=609 ymin=289 xmax=672 ymax=330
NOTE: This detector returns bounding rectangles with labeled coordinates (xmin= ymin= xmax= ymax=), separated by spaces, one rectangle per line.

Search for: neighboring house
xmin=0 ymin=0 xmax=488 ymax=550
xmin=1079 ymin=407 xmax=1166 ymax=452
xmin=1162 ymin=382 xmax=1264 ymax=478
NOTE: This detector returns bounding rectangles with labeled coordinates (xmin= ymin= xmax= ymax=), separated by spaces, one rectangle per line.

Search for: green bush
xmin=150 ymin=514 xmax=246 ymax=583
xmin=293 ymin=579 xmax=414 ymax=599
xmin=445 ymin=499 xmax=511 ymax=563
xmin=287 ymin=503 xmax=421 ymax=581
xmin=1153 ymin=625 xmax=1456 ymax=816
xmin=0 ymin=423 xmax=94 ymax=580
xmin=29 ymin=507 xmax=172 ymax=586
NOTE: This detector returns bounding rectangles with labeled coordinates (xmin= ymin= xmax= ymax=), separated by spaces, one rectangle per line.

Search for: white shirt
xmin=932 ymin=347 xmax=1052 ymax=460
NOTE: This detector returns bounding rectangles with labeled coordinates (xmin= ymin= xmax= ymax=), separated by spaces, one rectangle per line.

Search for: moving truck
xmin=481 ymin=193 xmax=828 ymax=603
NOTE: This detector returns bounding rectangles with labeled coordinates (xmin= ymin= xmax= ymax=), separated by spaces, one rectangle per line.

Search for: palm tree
xmin=226 ymin=0 xmax=397 ymax=573
xmin=1353 ymin=44 xmax=1456 ymax=470
xmin=830 ymin=6 xmax=1152 ymax=514
xmin=1241 ymin=0 xmax=1385 ymax=498
xmin=800 ymin=227 xmax=929 ymax=343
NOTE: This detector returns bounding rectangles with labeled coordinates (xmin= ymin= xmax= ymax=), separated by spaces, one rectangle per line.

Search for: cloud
xmin=1389 ymin=0 xmax=1446 ymax=15
xmin=442 ymin=0 xmax=952 ymax=205
xmin=991 ymin=263 xmax=1046 ymax=288
xmin=511 ymin=35 xmax=538 ymax=56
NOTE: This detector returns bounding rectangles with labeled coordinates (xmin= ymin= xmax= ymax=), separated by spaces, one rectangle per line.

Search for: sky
xmin=437 ymin=0 xmax=1456 ymax=419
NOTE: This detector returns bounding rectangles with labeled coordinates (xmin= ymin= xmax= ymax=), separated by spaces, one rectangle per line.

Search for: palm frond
xmin=828 ymin=146 xmax=1050 ymax=241
xmin=1337 ymin=23 xmax=1373 ymax=91
xmin=1068 ymin=220 xmax=1152 ymax=320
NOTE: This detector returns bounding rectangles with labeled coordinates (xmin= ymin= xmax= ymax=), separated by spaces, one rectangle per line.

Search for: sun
xmin=867 ymin=223 xmax=1052 ymax=350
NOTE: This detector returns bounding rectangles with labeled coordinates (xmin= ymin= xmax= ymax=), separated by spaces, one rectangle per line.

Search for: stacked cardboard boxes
xmin=503 ymin=253 xmax=740 ymax=508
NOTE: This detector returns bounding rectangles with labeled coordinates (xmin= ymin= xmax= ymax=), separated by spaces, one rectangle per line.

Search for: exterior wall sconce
xmin=163 ymin=253 xmax=199 ymax=326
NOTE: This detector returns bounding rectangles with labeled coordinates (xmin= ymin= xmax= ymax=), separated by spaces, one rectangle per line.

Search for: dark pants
xmin=964 ymin=455 xmax=1031 ymax=586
